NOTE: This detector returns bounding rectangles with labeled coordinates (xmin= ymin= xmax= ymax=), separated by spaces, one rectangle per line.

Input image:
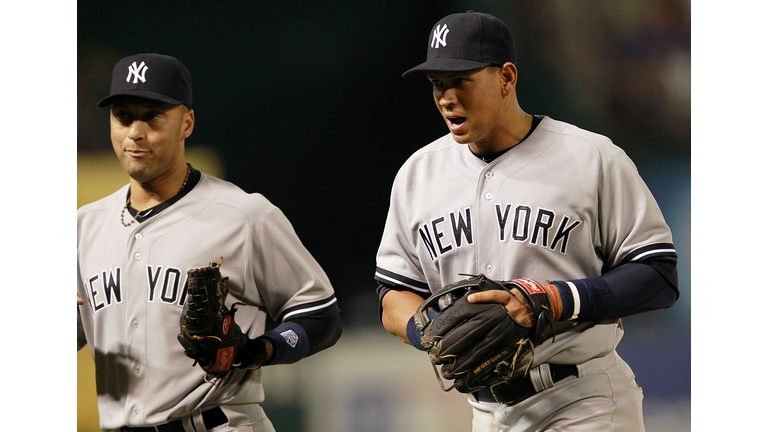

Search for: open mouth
xmin=447 ymin=116 xmax=467 ymax=132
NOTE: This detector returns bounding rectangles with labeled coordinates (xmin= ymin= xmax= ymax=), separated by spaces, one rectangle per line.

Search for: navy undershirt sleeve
xmin=286 ymin=313 xmax=342 ymax=357
xmin=552 ymin=259 xmax=678 ymax=322
xmin=238 ymin=311 xmax=342 ymax=367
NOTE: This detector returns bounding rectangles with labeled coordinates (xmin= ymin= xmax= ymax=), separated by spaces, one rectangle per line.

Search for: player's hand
xmin=233 ymin=338 xmax=273 ymax=370
xmin=77 ymin=293 xmax=85 ymax=306
xmin=468 ymin=288 xmax=533 ymax=326
xmin=262 ymin=339 xmax=274 ymax=363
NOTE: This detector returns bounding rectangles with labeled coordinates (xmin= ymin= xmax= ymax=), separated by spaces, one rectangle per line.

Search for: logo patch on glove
xmin=515 ymin=278 xmax=545 ymax=295
xmin=221 ymin=315 xmax=232 ymax=335
xmin=280 ymin=330 xmax=299 ymax=348
xmin=212 ymin=346 xmax=235 ymax=372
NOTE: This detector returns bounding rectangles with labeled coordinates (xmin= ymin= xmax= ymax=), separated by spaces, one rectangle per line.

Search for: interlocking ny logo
xmin=431 ymin=24 xmax=449 ymax=48
xmin=126 ymin=61 xmax=149 ymax=84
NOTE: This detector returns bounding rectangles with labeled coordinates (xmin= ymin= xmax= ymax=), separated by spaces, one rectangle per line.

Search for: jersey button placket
xmin=126 ymin=229 xmax=147 ymax=425
xmin=133 ymin=232 xmax=143 ymax=260
xmin=479 ymin=168 xmax=500 ymax=278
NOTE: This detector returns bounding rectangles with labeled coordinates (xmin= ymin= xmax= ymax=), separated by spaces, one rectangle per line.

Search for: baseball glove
xmin=413 ymin=274 xmax=555 ymax=393
xmin=177 ymin=258 xmax=247 ymax=380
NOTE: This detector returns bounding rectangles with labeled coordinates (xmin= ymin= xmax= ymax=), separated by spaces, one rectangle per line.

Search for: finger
xmin=467 ymin=290 xmax=513 ymax=305
xmin=468 ymin=289 xmax=533 ymax=326
xmin=77 ymin=293 xmax=84 ymax=305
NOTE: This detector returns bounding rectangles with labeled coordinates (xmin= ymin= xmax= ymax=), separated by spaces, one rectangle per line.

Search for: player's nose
xmin=436 ymin=88 xmax=458 ymax=108
xmin=126 ymin=121 xmax=147 ymax=141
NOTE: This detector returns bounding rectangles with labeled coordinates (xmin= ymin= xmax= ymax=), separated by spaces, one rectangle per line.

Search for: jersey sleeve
xmin=374 ymin=168 xmax=431 ymax=298
xmin=77 ymin=307 xmax=87 ymax=351
xmin=76 ymin=258 xmax=87 ymax=351
xmin=247 ymin=200 xmax=339 ymax=323
xmin=596 ymin=143 xmax=676 ymax=270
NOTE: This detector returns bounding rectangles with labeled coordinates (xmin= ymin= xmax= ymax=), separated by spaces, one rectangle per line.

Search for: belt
xmin=120 ymin=407 xmax=227 ymax=432
xmin=474 ymin=364 xmax=577 ymax=405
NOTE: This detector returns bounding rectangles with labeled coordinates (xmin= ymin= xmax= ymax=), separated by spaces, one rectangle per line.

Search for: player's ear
xmin=181 ymin=109 xmax=195 ymax=139
xmin=500 ymin=62 xmax=517 ymax=96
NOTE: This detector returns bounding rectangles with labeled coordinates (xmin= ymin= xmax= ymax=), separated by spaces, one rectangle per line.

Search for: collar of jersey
xmin=125 ymin=166 xmax=201 ymax=223
xmin=470 ymin=115 xmax=543 ymax=163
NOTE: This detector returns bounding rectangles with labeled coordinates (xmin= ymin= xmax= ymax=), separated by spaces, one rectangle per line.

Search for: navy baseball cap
xmin=98 ymin=53 xmax=193 ymax=109
xmin=403 ymin=11 xmax=516 ymax=79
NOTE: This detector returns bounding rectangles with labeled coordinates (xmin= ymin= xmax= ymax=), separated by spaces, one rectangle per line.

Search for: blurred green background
xmin=77 ymin=1 xmax=691 ymax=431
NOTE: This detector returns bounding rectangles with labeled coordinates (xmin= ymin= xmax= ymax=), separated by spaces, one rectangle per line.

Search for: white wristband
xmin=566 ymin=281 xmax=580 ymax=320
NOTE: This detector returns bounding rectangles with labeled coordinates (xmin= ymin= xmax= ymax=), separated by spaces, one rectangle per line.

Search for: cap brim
xmin=402 ymin=58 xmax=494 ymax=79
xmin=97 ymin=90 xmax=185 ymax=108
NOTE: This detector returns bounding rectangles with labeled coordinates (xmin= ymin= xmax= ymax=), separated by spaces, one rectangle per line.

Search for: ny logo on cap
xmin=126 ymin=61 xmax=149 ymax=84
xmin=431 ymin=24 xmax=449 ymax=48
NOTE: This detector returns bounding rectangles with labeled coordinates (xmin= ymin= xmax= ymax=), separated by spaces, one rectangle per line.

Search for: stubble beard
xmin=120 ymin=153 xmax=173 ymax=189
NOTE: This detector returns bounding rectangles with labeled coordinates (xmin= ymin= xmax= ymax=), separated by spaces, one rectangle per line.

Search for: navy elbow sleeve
xmin=551 ymin=262 xmax=678 ymax=322
xmin=601 ymin=262 xmax=678 ymax=317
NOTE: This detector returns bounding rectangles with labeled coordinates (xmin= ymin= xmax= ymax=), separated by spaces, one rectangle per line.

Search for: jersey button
xmin=484 ymin=192 xmax=493 ymax=200
xmin=135 ymin=233 xmax=143 ymax=240
xmin=485 ymin=172 xmax=494 ymax=179
xmin=132 ymin=320 xmax=139 ymax=329
xmin=132 ymin=406 xmax=139 ymax=416
xmin=134 ymin=253 xmax=141 ymax=261
xmin=133 ymin=364 xmax=141 ymax=374
xmin=486 ymin=265 xmax=493 ymax=273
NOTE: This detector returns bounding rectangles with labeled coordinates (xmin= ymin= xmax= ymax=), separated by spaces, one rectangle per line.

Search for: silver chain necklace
xmin=121 ymin=164 xmax=191 ymax=227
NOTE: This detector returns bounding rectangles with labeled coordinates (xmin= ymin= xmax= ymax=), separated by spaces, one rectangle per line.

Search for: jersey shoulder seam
xmin=404 ymin=134 xmax=456 ymax=164
xmin=77 ymin=185 xmax=129 ymax=215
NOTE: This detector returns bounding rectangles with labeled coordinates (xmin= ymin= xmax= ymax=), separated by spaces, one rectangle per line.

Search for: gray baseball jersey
xmin=375 ymin=116 xmax=674 ymax=374
xmin=77 ymin=169 xmax=338 ymax=429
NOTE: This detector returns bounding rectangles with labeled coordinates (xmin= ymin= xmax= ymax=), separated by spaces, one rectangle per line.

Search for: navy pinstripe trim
xmin=374 ymin=267 xmax=431 ymax=294
xmin=278 ymin=294 xmax=339 ymax=322
xmin=619 ymin=243 xmax=677 ymax=266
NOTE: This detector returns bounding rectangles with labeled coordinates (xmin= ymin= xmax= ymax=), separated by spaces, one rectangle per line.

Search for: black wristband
xmin=257 ymin=321 xmax=310 ymax=365
xmin=550 ymin=276 xmax=611 ymax=322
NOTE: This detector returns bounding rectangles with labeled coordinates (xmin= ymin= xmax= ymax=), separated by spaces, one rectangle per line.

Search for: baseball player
xmin=77 ymin=53 xmax=342 ymax=432
xmin=375 ymin=12 xmax=678 ymax=432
